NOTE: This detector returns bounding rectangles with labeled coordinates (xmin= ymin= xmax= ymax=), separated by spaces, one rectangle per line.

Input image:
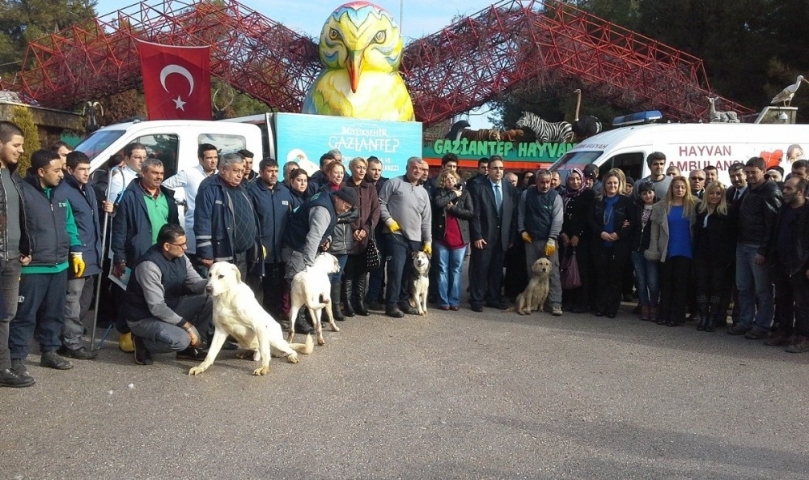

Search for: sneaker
xmin=133 ymin=335 xmax=153 ymax=365
xmin=118 ymin=332 xmax=135 ymax=353
xmin=744 ymin=328 xmax=768 ymax=340
xmin=727 ymin=324 xmax=751 ymax=335
xmin=0 ymin=368 xmax=35 ymax=388
xmin=552 ymin=305 xmax=563 ymax=316
xmin=176 ymin=347 xmax=207 ymax=361
xmin=39 ymin=351 xmax=73 ymax=370
xmin=57 ymin=346 xmax=98 ymax=360
xmin=785 ymin=337 xmax=809 ymax=353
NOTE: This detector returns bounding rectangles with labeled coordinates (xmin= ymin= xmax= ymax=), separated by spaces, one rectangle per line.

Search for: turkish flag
xmin=137 ymin=40 xmax=212 ymax=120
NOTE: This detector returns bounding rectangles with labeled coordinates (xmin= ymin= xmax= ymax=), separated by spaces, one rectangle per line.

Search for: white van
xmin=76 ymin=119 xmax=264 ymax=179
xmin=552 ymin=122 xmax=809 ymax=184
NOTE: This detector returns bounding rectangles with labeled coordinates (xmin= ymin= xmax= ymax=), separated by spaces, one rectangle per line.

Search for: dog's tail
xmin=290 ymin=334 xmax=314 ymax=355
xmin=305 ymin=293 xmax=329 ymax=310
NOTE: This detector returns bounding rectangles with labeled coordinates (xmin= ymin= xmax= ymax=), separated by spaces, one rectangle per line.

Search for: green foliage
xmin=10 ymin=105 xmax=41 ymax=176
xmin=0 ymin=0 xmax=97 ymax=75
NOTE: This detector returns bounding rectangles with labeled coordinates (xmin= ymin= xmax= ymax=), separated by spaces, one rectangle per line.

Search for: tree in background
xmin=0 ymin=0 xmax=97 ymax=76
xmin=10 ymin=105 xmax=41 ymax=176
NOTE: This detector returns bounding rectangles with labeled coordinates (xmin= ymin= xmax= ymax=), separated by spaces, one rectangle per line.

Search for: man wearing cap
xmin=282 ymin=186 xmax=357 ymax=330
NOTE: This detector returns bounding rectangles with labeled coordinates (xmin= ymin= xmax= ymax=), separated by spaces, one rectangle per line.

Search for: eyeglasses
xmin=169 ymin=241 xmax=187 ymax=248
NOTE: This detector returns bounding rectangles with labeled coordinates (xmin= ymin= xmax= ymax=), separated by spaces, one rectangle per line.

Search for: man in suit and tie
xmin=468 ymin=156 xmax=518 ymax=312
xmin=518 ymin=169 xmax=564 ymax=316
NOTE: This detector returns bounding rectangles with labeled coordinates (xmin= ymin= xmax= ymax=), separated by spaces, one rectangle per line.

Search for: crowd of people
xmin=2 ymin=117 xmax=807 ymax=388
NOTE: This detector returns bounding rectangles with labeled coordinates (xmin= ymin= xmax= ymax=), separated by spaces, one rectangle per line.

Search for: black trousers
xmin=658 ymin=256 xmax=692 ymax=324
xmin=469 ymin=238 xmax=504 ymax=306
xmin=592 ymin=248 xmax=628 ymax=315
xmin=773 ymin=264 xmax=809 ymax=336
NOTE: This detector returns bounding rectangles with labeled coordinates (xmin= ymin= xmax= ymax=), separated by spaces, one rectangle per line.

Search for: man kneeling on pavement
xmin=123 ymin=224 xmax=212 ymax=365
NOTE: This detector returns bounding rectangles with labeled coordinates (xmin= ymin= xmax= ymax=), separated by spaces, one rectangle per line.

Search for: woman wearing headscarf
xmin=559 ymin=168 xmax=595 ymax=313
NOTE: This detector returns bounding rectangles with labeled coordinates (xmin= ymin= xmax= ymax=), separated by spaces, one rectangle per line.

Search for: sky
xmin=93 ymin=0 xmax=499 ymax=127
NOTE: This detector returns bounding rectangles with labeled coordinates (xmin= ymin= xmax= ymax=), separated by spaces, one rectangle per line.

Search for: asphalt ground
xmin=2 ymin=295 xmax=808 ymax=480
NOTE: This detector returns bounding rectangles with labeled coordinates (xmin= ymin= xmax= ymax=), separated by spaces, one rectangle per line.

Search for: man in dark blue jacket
xmin=247 ymin=158 xmax=293 ymax=319
xmin=55 ymin=151 xmax=113 ymax=359
xmin=9 ymin=150 xmax=82 ymax=377
xmin=194 ymin=153 xmax=261 ymax=279
xmin=111 ymin=158 xmax=179 ymax=351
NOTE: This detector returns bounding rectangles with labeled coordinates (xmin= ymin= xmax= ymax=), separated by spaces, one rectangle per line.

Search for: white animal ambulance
xmin=552 ymin=122 xmax=809 ymax=184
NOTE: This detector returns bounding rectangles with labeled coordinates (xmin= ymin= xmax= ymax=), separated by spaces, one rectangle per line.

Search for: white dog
xmin=188 ymin=262 xmax=312 ymax=377
xmin=514 ymin=258 xmax=552 ymax=315
xmin=409 ymin=251 xmax=430 ymax=316
xmin=287 ymin=252 xmax=341 ymax=346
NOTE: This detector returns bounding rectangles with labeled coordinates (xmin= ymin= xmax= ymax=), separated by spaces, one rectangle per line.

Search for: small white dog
xmin=287 ymin=252 xmax=341 ymax=346
xmin=514 ymin=258 xmax=552 ymax=315
xmin=409 ymin=251 xmax=430 ymax=316
xmin=188 ymin=262 xmax=312 ymax=377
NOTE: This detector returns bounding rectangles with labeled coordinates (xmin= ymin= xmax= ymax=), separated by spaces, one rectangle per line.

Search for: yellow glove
xmin=544 ymin=238 xmax=557 ymax=257
xmin=262 ymin=245 xmax=267 ymax=258
xmin=521 ymin=231 xmax=532 ymax=243
xmin=422 ymin=242 xmax=432 ymax=256
xmin=70 ymin=253 xmax=86 ymax=277
xmin=385 ymin=218 xmax=401 ymax=233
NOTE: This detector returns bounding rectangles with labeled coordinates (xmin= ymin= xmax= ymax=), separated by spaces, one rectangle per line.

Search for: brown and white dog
xmin=409 ymin=251 xmax=431 ymax=316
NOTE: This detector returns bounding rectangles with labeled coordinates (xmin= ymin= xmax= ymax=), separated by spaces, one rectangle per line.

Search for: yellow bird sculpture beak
xmin=347 ymin=50 xmax=363 ymax=93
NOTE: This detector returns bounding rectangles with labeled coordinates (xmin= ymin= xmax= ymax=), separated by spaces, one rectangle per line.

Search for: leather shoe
xmin=486 ymin=302 xmax=508 ymax=310
xmin=606 ymin=313 xmax=616 ymax=319
xmin=133 ymin=335 xmax=153 ymax=365
xmin=57 ymin=346 xmax=98 ymax=360
xmin=0 ymin=368 xmax=35 ymax=388
xmin=177 ymin=347 xmax=207 ymax=361
xmin=595 ymin=311 xmax=605 ymax=317
xmin=471 ymin=304 xmax=483 ymax=312
xmin=399 ymin=304 xmax=420 ymax=315
xmin=450 ymin=306 xmax=460 ymax=311
xmin=40 ymin=351 xmax=73 ymax=370
xmin=385 ymin=306 xmax=404 ymax=318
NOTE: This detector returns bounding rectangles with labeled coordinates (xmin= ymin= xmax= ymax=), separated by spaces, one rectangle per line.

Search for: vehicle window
xmin=136 ymin=134 xmax=180 ymax=179
xmin=198 ymin=133 xmax=247 ymax=156
xmin=607 ymin=152 xmax=644 ymax=181
xmin=74 ymin=130 xmax=125 ymax=162
xmin=552 ymin=150 xmax=603 ymax=172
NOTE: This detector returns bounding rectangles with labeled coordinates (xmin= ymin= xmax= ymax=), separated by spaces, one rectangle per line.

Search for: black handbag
xmin=365 ymin=235 xmax=381 ymax=270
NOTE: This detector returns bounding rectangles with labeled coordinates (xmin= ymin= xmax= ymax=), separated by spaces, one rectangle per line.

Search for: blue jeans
xmin=631 ymin=251 xmax=659 ymax=307
xmin=735 ymin=243 xmax=774 ymax=331
xmin=329 ymin=254 xmax=348 ymax=284
xmin=435 ymin=242 xmax=466 ymax=307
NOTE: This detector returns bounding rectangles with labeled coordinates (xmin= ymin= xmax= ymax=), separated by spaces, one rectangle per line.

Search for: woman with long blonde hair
xmin=693 ymin=181 xmax=734 ymax=331
xmin=644 ymin=176 xmax=696 ymax=326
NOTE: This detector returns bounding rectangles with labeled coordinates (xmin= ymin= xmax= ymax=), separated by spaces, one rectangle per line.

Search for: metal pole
xmin=399 ymin=0 xmax=403 ymax=36
xmin=89 ymin=209 xmax=110 ymax=352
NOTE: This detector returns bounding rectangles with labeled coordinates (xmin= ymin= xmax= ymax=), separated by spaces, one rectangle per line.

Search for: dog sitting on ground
xmin=287 ymin=252 xmax=341 ymax=346
xmin=514 ymin=257 xmax=552 ymax=315
xmin=188 ymin=262 xmax=313 ymax=377
xmin=409 ymin=251 xmax=430 ymax=316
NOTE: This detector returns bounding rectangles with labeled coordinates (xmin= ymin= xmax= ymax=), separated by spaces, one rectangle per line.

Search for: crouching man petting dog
xmin=122 ymin=224 xmax=212 ymax=365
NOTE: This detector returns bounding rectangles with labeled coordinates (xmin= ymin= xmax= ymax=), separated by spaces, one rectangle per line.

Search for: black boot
xmin=353 ymin=274 xmax=370 ymax=316
xmin=295 ymin=311 xmax=313 ymax=334
xmin=342 ymin=279 xmax=355 ymax=317
xmin=705 ymin=296 xmax=722 ymax=332
xmin=331 ymin=283 xmax=345 ymax=321
xmin=696 ymin=296 xmax=709 ymax=331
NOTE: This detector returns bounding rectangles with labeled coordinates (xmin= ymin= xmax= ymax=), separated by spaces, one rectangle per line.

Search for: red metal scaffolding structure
xmin=3 ymin=0 xmax=753 ymax=125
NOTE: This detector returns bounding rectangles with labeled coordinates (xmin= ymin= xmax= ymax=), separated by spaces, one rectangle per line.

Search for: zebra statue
xmin=516 ymin=112 xmax=574 ymax=143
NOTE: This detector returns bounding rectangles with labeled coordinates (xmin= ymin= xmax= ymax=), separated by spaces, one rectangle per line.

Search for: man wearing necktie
xmin=468 ymin=156 xmax=518 ymax=312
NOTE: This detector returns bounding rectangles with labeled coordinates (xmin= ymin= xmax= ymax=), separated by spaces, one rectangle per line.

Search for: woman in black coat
xmin=588 ymin=169 xmax=634 ymax=318
xmin=692 ymin=181 xmax=735 ymax=331
xmin=629 ymin=181 xmax=659 ymax=321
xmin=559 ymin=168 xmax=595 ymax=313
xmin=431 ymin=169 xmax=474 ymax=310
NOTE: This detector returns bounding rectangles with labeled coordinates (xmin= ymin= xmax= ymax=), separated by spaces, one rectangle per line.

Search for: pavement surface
xmin=2 ymin=302 xmax=809 ymax=480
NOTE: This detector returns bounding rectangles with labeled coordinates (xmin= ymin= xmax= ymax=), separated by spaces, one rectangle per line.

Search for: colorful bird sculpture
xmin=770 ymin=75 xmax=809 ymax=107
xmin=302 ymin=2 xmax=415 ymax=121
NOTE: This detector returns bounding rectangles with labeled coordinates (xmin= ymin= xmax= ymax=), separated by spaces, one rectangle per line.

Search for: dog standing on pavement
xmin=287 ymin=252 xmax=341 ymax=346
xmin=189 ymin=262 xmax=313 ymax=377
xmin=409 ymin=251 xmax=431 ymax=316
xmin=514 ymin=257 xmax=552 ymax=315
